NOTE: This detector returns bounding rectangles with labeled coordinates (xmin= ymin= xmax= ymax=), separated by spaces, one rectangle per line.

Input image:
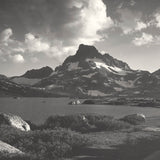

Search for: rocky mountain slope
xmin=1 ymin=44 xmax=160 ymax=98
xmin=0 ymin=74 xmax=53 ymax=97
xmin=10 ymin=66 xmax=53 ymax=86
xmin=33 ymin=44 xmax=160 ymax=98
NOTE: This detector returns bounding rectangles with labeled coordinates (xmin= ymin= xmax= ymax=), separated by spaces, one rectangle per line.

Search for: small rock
xmin=68 ymin=100 xmax=81 ymax=105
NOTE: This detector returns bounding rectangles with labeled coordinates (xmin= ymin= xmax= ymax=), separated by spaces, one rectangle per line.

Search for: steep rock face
xmin=0 ymin=113 xmax=30 ymax=131
xmin=0 ymin=140 xmax=23 ymax=154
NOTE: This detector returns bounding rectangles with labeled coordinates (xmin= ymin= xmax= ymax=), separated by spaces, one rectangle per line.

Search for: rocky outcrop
xmin=68 ymin=100 xmax=81 ymax=105
xmin=0 ymin=140 xmax=23 ymax=154
xmin=0 ymin=113 xmax=30 ymax=131
xmin=120 ymin=113 xmax=146 ymax=125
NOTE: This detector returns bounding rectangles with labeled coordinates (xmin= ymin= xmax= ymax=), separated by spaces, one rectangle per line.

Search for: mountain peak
xmin=75 ymin=44 xmax=102 ymax=59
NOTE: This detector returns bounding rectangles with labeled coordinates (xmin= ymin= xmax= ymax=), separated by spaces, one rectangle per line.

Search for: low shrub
xmin=44 ymin=115 xmax=92 ymax=133
xmin=0 ymin=125 xmax=90 ymax=160
xmin=94 ymin=118 xmax=131 ymax=131
xmin=44 ymin=114 xmax=132 ymax=132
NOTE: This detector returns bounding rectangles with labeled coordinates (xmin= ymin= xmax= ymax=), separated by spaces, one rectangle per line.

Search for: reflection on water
xmin=0 ymin=97 xmax=160 ymax=124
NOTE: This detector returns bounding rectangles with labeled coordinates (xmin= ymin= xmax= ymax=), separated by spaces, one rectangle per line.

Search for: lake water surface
xmin=0 ymin=97 xmax=160 ymax=124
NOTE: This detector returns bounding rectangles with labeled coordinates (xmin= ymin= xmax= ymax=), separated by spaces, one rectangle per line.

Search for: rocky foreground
xmin=0 ymin=140 xmax=23 ymax=155
xmin=0 ymin=113 xmax=160 ymax=160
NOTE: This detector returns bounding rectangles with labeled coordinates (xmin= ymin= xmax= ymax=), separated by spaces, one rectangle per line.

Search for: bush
xmin=44 ymin=115 xmax=92 ymax=133
xmin=94 ymin=118 xmax=131 ymax=131
xmin=0 ymin=125 xmax=90 ymax=160
xmin=44 ymin=114 xmax=132 ymax=132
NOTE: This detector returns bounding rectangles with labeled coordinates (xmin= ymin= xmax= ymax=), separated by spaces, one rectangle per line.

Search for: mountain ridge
xmin=1 ymin=44 xmax=160 ymax=98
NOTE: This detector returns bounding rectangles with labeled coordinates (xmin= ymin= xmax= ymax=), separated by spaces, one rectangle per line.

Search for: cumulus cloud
xmin=132 ymin=33 xmax=153 ymax=46
xmin=117 ymin=8 xmax=149 ymax=34
xmin=53 ymin=0 xmax=113 ymax=47
xmin=43 ymin=0 xmax=114 ymax=59
xmin=135 ymin=21 xmax=148 ymax=31
xmin=31 ymin=57 xmax=39 ymax=63
xmin=130 ymin=0 xmax=136 ymax=6
xmin=13 ymin=48 xmax=25 ymax=53
xmin=0 ymin=28 xmax=25 ymax=63
xmin=12 ymin=54 xmax=24 ymax=63
xmin=25 ymin=33 xmax=50 ymax=52
xmin=154 ymin=12 xmax=160 ymax=28
xmin=73 ymin=0 xmax=113 ymax=44
xmin=0 ymin=0 xmax=114 ymax=63
xmin=0 ymin=28 xmax=12 ymax=42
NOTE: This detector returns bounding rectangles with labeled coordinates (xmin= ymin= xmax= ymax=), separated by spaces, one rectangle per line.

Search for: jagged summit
xmin=62 ymin=44 xmax=102 ymax=65
xmin=56 ymin=44 xmax=131 ymax=72
xmin=75 ymin=44 xmax=102 ymax=59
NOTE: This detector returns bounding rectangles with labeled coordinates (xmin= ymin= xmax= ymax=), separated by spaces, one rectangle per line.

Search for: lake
xmin=0 ymin=97 xmax=160 ymax=124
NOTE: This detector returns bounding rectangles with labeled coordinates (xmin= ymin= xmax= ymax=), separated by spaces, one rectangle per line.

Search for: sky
xmin=1 ymin=0 xmax=160 ymax=76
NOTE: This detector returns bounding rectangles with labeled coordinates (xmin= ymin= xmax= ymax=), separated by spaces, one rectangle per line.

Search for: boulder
xmin=0 ymin=140 xmax=23 ymax=154
xmin=68 ymin=100 xmax=81 ymax=105
xmin=120 ymin=113 xmax=146 ymax=125
xmin=0 ymin=113 xmax=30 ymax=131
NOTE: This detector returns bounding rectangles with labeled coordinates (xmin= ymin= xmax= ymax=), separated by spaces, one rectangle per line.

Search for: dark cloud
xmin=103 ymin=0 xmax=160 ymax=20
xmin=1 ymin=0 xmax=160 ymax=75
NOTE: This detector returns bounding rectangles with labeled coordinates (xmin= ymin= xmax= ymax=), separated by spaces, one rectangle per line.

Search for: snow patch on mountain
xmin=88 ymin=90 xmax=108 ymax=96
xmin=92 ymin=80 xmax=97 ymax=83
xmin=58 ymin=74 xmax=64 ymax=77
xmin=11 ymin=77 xmax=41 ymax=86
xmin=134 ymin=91 xmax=140 ymax=94
xmin=115 ymin=80 xmax=135 ymax=88
xmin=46 ymin=84 xmax=63 ymax=90
xmin=50 ymin=71 xmax=57 ymax=76
xmin=82 ymin=72 xmax=96 ymax=78
xmin=104 ymin=82 xmax=110 ymax=87
xmin=86 ymin=58 xmax=127 ymax=75
xmin=114 ymin=87 xmax=123 ymax=92
xmin=67 ymin=62 xmax=82 ymax=71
